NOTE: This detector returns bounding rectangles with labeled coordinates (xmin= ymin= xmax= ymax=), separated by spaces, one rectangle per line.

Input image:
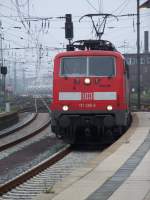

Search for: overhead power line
xmin=0 ymin=3 xmax=19 ymax=12
xmin=112 ymin=0 xmax=130 ymax=14
xmin=85 ymin=0 xmax=99 ymax=12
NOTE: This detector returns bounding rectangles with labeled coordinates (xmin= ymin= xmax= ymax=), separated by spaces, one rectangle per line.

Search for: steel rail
xmin=0 ymin=117 xmax=51 ymax=152
xmin=0 ymin=113 xmax=38 ymax=139
xmin=0 ymin=145 xmax=71 ymax=196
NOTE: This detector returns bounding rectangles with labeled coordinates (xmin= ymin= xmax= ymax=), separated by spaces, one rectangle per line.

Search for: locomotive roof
xmin=55 ymin=49 xmax=125 ymax=60
xmin=55 ymin=39 xmax=124 ymax=60
xmin=66 ymin=39 xmax=117 ymax=51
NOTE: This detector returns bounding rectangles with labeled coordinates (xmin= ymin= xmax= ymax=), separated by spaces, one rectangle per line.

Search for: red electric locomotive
xmin=50 ymin=14 xmax=131 ymax=144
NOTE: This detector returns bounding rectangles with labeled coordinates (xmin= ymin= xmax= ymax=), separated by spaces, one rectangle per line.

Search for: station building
xmin=124 ymin=31 xmax=150 ymax=94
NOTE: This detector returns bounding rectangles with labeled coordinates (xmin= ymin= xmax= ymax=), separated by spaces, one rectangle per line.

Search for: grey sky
xmin=31 ymin=0 xmax=150 ymax=53
xmin=0 ymin=0 xmax=150 ymax=72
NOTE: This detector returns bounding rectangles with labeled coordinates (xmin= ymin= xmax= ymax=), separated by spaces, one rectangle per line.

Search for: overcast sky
xmin=31 ymin=0 xmax=150 ymax=52
xmin=0 ymin=0 xmax=150 ymax=73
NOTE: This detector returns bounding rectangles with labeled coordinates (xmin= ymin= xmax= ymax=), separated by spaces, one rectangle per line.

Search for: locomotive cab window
xmin=60 ymin=56 xmax=115 ymax=77
xmin=89 ymin=57 xmax=115 ymax=76
xmin=61 ymin=57 xmax=86 ymax=76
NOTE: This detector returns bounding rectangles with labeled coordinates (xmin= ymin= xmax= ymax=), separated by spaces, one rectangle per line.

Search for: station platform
xmin=0 ymin=111 xmax=19 ymax=130
xmin=35 ymin=112 xmax=150 ymax=200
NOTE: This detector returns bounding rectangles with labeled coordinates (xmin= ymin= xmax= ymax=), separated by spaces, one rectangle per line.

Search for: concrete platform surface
xmin=34 ymin=112 xmax=150 ymax=200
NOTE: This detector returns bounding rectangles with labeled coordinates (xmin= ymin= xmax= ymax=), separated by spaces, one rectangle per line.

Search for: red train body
xmin=50 ymin=44 xmax=131 ymax=144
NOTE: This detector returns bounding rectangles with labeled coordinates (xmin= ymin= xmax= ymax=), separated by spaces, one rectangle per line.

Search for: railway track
xmin=0 ymin=145 xmax=100 ymax=200
xmin=10 ymin=96 xmax=51 ymax=113
xmin=0 ymin=113 xmax=37 ymax=139
xmin=0 ymin=114 xmax=67 ymax=191
xmin=0 ymin=145 xmax=71 ymax=197
xmin=0 ymin=111 xmax=68 ymax=196
xmin=0 ymin=130 xmax=129 ymax=200
xmin=0 ymin=111 xmax=107 ymax=199
xmin=0 ymin=113 xmax=53 ymax=179
xmin=0 ymin=112 xmax=132 ymax=200
xmin=0 ymin=113 xmax=50 ymax=152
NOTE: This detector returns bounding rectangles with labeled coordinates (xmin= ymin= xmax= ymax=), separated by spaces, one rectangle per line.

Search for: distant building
xmin=124 ymin=53 xmax=150 ymax=92
xmin=124 ymin=30 xmax=150 ymax=93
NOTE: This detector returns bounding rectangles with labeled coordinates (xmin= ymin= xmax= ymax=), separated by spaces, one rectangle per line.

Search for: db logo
xmin=81 ymin=92 xmax=93 ymax=100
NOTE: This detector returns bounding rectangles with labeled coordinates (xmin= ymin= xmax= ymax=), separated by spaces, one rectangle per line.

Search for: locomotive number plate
xmin=79 ymin=103 xmax=96 ymax=108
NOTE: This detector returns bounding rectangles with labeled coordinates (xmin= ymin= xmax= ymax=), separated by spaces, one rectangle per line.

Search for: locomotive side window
xmin=61 ymin=57 xmax=86 ymax=76
xmin=89 ymin=57 xmax=115 ymax=76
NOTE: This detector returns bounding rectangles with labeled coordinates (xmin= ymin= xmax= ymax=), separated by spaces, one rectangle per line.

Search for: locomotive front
xmin=50 ymin=50 xmax=130 ymax=144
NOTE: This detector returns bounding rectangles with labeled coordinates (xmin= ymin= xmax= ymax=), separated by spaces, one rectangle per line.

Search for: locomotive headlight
xmin=84 ymin=78 xmax=91 ymax=85
xmin=107 ymin=105 xmax=113 ymax=111
xmin=62 ymin=105 xmax=69 ymax=111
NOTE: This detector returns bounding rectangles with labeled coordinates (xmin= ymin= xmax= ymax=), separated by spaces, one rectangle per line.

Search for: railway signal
xmin=65 ymin=14 xmax=73 ymax=43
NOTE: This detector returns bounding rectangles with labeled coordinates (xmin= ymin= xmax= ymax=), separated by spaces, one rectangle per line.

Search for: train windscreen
xmin=61 ymin=57 xmax=86 ymax=76
xmin=60 ymin=56 xmax=115 ymax=77
xmin=89 ymin=57 xmax=115 ymax=76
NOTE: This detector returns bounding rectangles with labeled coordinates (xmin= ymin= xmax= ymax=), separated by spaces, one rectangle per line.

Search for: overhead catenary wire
xmin=1 ymin=2 xmax=63 ymax=81
xmin=14 ymin=0 xmax=29 ymax=7
xmin=11 ymin=0 xmax=37 ymax=46
xmin=117 ymin=0 xmax=131 ymax=15
xmin=85 ymin=0 xmax=99 ymax=12
xmin=111 ymin=0 xmax=130 ymax=14
xmin=3 ymin=29 xmax=35 ymax=45
xmin=1 ymin=12 xmax=150 ymax=21
xmin=3 ymin=37 xmax=27 ymax=48
xmin=0 ymin=2 xmax=21 ymax=13
xmin=0 ymin=11 xmax=21 ymax=23
xmin=98 ymin=0 xmax=103 ymax=13
xmin=2 ymin=13 xmax=148 ymax=45
xmin=1 ymin=0 xmax=149 ymax=61
xmin=12 ymin=0 xmax=27 ymax=29
xmin=10 ymin=0 xmax=27 ymax=15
